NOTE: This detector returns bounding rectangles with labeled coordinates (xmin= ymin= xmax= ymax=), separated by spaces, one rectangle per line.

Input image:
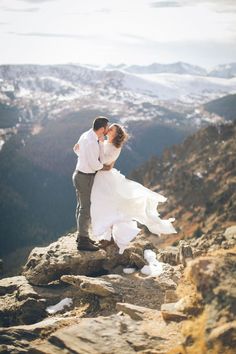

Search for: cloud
xmin=94 ymin=8 xmax=111 ymax=14
xmin=17 ymin=0 xmax=56 ymax=3
xmin=150 ymin=1 xmax=182 ymax=8
xmin=150 ymin=0 xmax=236 ymax=11
xmin=120 ymin=33 xmax=156 ymax=44
xmin=3 ymin=7 xmax=39 ymax=12
xmin=119 ymin=36 xmax=236 ymax=67
xmin=8 ymin=31 xmax=97 ymax=40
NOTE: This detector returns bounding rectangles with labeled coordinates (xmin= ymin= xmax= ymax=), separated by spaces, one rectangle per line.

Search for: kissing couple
xmin=72 ymin=116 xmax=176 ymax=253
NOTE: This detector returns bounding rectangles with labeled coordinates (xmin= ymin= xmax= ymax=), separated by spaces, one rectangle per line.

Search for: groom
xmin=72 ymin=116 xmax=110 ymax=251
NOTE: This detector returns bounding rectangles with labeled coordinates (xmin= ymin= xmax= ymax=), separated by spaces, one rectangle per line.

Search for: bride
xmin=90 ymin=123 xmax=177 ymax=254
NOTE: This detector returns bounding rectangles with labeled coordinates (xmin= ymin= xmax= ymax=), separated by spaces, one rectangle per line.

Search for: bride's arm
xmin=100 ymin=145 xmax=121 ymax=165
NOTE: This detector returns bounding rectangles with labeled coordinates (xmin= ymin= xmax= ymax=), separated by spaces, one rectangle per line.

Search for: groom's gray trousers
xmin=72 ymin=170 xmax=95 ymax=238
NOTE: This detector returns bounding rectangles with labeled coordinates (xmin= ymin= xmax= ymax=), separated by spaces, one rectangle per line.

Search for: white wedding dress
xmin=91 ymin=141 xmax=177 ymax=254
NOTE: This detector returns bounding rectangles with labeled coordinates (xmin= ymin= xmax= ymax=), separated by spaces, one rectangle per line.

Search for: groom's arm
xmin=86 ymin=141 xmax=103 ymax=171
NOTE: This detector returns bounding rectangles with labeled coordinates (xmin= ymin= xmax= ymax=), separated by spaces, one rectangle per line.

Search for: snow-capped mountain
xmin=1 ymin=63 xmax=236 ymax=105
xmin=0 ymin=62 xmax=235 ymax=152
xmin=208 ymin=63 xmax=236 ymax=79
xmin=104 ymin=61 xmax=236 ymax=78
xmin=120 ymin=62 xmax=207 ymax=76
xmin=123 ymin=72 xmax=236 ymax=101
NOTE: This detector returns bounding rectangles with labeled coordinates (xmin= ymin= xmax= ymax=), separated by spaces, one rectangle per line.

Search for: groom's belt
xmin=76 ymin=170 xmax=96 ymax=176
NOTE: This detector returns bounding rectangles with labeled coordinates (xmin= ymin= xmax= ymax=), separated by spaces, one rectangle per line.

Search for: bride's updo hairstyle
xmin=112 ymin=124 xmax=129 ymax=148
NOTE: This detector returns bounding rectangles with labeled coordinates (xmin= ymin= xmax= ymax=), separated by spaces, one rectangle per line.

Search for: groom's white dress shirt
xmin=74 ymin=129 xmax=104 ymax=173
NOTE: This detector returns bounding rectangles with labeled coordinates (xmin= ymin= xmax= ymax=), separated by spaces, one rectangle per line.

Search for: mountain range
xmin=1 ymin=62 xmax=235 ymax=157
xmin=102 ymin=62 xmax=236 ymax=78
xmin=0 ymin=62 xmax=236 ymax=106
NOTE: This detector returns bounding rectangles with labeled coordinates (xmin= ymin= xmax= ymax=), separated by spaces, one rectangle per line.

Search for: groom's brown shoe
xmin=76 ymin=236 xmax=99 ymax=252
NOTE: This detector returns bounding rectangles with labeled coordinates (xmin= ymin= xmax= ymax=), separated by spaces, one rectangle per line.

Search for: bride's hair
xmin=112 ymin=124 xmax=129 ymax=148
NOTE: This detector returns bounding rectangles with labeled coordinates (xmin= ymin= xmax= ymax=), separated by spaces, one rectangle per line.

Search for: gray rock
xmin=61 ymin=275 xmax=117 ymax=297
xmin=157 ymin=242 xmax=193 ymax=266
xmin=0 ymin=276 xmax=47 ymax=327
xmin=22 ymin=233 xmax=107 ymax=285
xmin=190 ymin=226 xmax=236 ymax=255
xmin=208 ymin=321 xmax=236 ymax=347
xmin=0 ymin=316 xmax=79 ymax=353
xmin=61 ymin=272 xmax=176 ymax=312
xmin=29 ymin=313 xmax=184 ymax=353
xmin=179 ymin=240 xmax=193 ymax=266
xmin=102 ymin=235 xmax=154 ymax=273
xmin=21 ymin=232 xmax=154 ymax=286
xmin=116 ymin=302 xmax=157 ymax=321
xmin=179 ymin=248 xmax=236 ymax=352
xmin=157 ymin=246 xmax=179 ymax=265
xmin=161 ymin=310 xmax=187 ymax=322
xmin=0 ymin=273 xmax=94 ymax=328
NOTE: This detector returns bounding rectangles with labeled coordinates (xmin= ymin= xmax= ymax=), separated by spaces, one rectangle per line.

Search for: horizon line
xmin=0 ymin=60 xmax=235 ymax=70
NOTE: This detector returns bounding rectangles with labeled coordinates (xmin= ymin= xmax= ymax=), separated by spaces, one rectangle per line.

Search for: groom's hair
xmin=93 ymin=116 xmax=109 ymax=131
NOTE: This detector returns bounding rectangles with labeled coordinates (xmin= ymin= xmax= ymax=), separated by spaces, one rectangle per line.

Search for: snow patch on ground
xmin=122 ymin=250 xmax=165 ymax=277
xmin=141 ymin=249 xmax=164 ymax=277
xmin=46 ymin=298 xmax=73 ymax=314
xmin=123 ymin=268 xmax=136 ymax=274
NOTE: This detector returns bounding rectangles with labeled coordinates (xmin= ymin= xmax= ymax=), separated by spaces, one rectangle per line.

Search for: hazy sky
xmin=0 ymin=0 xmax=236 ymax=68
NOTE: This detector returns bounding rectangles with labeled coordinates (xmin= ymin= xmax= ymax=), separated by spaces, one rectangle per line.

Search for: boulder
xmin=0 ymin=273 xmax=99 ymax=328
xmin=29 ymin=313 xmax=184 ymax=354
xmin=0 ymin=316 xmax=79 ymax=353
xmin=22 ymin=233 xmax=107 ymax=285
xmin=21 ymin=233 xmax=154 ymax=286
xmin=0 ymin=276 xmax=46 ymax=327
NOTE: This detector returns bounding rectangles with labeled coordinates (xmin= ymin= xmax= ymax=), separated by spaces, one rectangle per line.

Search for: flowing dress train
xmin=91 ymin=141 xmax=177 ymax=254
